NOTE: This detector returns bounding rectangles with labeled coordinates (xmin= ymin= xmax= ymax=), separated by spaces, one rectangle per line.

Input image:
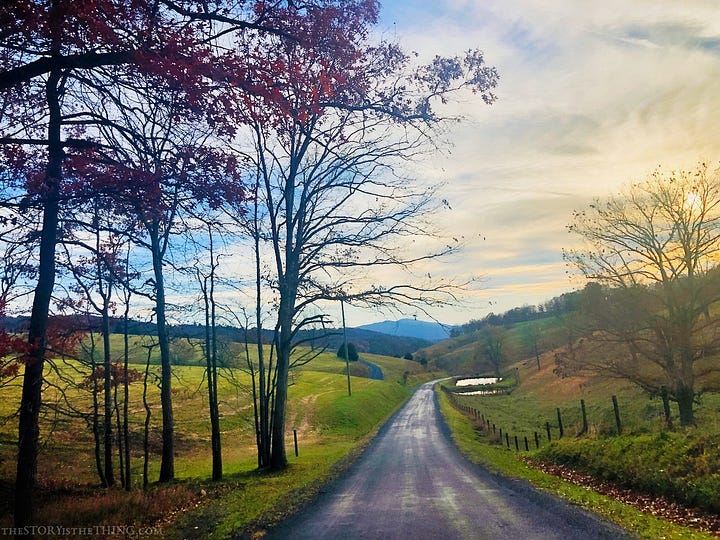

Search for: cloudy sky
xmin=344 ymin=0 xmax=720 ymax=326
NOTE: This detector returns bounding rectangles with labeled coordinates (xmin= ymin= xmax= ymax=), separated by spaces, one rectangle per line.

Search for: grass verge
xmin=165 ymin=374 xmax=411 ymax=538
xmin=435 ymin=385 xmax=716 ymax=540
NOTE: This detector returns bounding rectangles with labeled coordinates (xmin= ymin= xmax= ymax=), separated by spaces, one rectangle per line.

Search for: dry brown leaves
xmin=524 ymin=458 xmax=720 ymax=537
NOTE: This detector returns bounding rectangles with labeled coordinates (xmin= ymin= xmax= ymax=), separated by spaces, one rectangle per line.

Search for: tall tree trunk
xmin=149 ymin=223 xmax=174 ymax=482
xmin=123 ymin=285 xmax=132 ymax=490
xmin=269 ymin=297 xmax=293 ymax=470
xmin=92 ymin=205 xmax=115 ymax=487
xmin=252 ymin=184 xmax=270 ymax=468
xmin=244 ymin=327 xmax=262 ymax=469
xmin=14 ymin=67 xmax=62 ymax=530
xmin=269 ymin=350 xmax=288 ymax=470
xmin=675 ymin=345 xmax=696 ymax=426
xmin=201 ymin=228 xmax=222 ymax=480
xmin=102 ymin=297 xmax=115 ymax=486
xmin=142 ymin=346 xmax=153 ymax=489
xmin=209 ymin=251 xmax=222 ymax=480
xmin=89 ymin=331 xmax=107 ymax=487
xmin=114 ymin=377 xmax=124 ymax=488
xmin=676 ymin=381 xmax=695 ymax=426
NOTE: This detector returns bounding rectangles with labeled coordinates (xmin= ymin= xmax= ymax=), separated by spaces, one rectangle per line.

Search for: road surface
xmin=360 ymin=359 xmax=384 ymax=380
xmin=266 ymin=381 xmax=632 ymax=539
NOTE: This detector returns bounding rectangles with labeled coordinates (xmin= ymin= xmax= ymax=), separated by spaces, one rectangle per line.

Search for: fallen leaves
xmin=525 ymin=457 xmax=720 ymax=536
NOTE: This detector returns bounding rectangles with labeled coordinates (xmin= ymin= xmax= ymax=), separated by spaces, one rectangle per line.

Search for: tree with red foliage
xmin=82 ymin=360 xmax=143 ymax=487
xmin=0 ymin=309 xmax=27 ymax=383
xmin=0 ymin=0 xmax=299 ymax=528
xmin=0 ymin=237 xmax=34 ymax=385
xmin=69 ymin=76 xmax=244 ymax=485
xmin=83 ymin=361 xmax=143 ymax=390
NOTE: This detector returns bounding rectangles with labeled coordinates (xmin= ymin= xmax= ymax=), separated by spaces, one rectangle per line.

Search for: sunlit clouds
xmin=363 ymin=0 xmax=720 ymax=325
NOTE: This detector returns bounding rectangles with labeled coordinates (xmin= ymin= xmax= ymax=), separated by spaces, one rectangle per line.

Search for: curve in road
xmin=360 ymin=359 xmax=384 ymax=380
xmin=266 ymin=380 xmax=632 ymax=540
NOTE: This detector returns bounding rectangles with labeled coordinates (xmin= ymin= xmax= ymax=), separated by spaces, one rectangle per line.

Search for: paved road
xmin=266 ymin=381 xmax=633 ymax=540
xmin=359 ymin=359 xmax=384 ymax=380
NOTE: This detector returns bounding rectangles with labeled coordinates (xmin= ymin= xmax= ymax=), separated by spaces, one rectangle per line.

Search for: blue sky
xmin=340 ymin=0 xmax=720 ymax=326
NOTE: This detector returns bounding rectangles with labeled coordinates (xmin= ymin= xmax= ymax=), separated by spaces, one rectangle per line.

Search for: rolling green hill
xmin=0 ymin=339 xmax=441 ymax=537
xmin=436 ymin=326 xmax=720 ymax=539
xmin=416 ymin=315 xmax=570 ymax=375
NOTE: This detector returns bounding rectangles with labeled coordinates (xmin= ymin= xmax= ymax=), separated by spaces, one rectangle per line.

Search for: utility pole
xmin=341 ymin=298 xmax=351 ymax=396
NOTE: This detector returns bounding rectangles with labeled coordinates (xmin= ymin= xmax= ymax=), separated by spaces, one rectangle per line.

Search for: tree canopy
xmin=561 ymin=164 xmax=720 ymax=425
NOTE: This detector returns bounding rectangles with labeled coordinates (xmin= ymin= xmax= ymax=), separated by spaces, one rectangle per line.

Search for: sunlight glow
xmin=685 ymin=192 xmax=702 ymax=213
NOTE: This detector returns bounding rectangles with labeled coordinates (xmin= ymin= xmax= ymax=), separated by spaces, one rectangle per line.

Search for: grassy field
xmin=10 ymin=321 xmax=720 ymax=539
xmin=436 ymin=389 xmax=715 ymax=539
xmin=0 ymin=342 xmax=442 ymax=538
xmin=417 ymin=316 xmax=569 ymax=374
xmin=437 ymin=347 xmax=720 ymax=539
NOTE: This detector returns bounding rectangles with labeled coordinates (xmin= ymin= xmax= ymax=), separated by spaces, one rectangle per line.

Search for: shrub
xmin=336 ymin=342 xmax=359 ymax=362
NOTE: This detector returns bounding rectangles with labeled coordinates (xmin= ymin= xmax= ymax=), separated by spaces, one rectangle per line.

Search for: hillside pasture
xmin=418 ymin=316 xmax=569 ymax=375
xmin=440 ymin=347 xmax=720 ymax=537
xmin=0 ymin=343 xmax=428 ymax=536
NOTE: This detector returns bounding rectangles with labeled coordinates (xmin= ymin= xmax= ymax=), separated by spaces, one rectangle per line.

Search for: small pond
xmin=455 ymin=377 xmax=500 ymax=387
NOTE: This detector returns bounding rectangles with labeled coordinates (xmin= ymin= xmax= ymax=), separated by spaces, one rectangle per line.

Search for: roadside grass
xmin=438 ymin=348 xmax=720 ymax=539
xmin=436 ymin=387 xmax=716 ymax=540
xmin=169 ymin=442 xmax=359 ymax=539
xmin=535 ymin=432 xmax=720 ymax=513
xmin=443 ymin=350 xmax=720 ymax=517
xmin=0 ymin=350 xmax=414 ymax=537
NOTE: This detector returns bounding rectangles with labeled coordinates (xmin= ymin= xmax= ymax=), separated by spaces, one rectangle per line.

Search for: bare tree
xmin=60 ymin=201 xmax=145 ymax=488
xmin=193 ymin=223 xmax=223 ymax=480
xmin=521 ymin=322 xmax=543 ymax=370
xmin=234 ymin=28 xmax=498 ymax=467
xmin=562 ymin=164 xmax=720 ymax=425
xmin=478 ymin=326 xmax=506 ymax=376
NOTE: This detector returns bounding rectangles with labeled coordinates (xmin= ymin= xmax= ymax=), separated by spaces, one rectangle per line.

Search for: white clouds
xmin=370 ymin=0 xmax=720 ymax=324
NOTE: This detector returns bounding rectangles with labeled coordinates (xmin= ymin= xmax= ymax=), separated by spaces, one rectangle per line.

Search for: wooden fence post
xmin=612 ymin=395 xmax=622 ymax=435
xmin=556 ymin=408 xmax=564 ymax=438
xmin=579 ymin=399 xmax=588 ymax=435
xmin=545 ymin=421 xmax=551 ymax=441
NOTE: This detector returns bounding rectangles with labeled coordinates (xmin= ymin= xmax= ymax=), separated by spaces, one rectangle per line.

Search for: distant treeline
xmin=451 ymin=290 xmax=581 ymax=337
xmin=0 ymin=315 xmax=428 ymax=359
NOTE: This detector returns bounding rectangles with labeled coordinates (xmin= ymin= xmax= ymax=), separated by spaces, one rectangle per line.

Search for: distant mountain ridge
xmin=356 ymin=318 xmax=452 ymax=343
xmin=0 ymin=315 xmax=429 ymax=359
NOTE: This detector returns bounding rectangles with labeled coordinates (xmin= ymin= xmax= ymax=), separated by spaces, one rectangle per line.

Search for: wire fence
xmin=441 ymin=385 xmax=632 ymax=452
